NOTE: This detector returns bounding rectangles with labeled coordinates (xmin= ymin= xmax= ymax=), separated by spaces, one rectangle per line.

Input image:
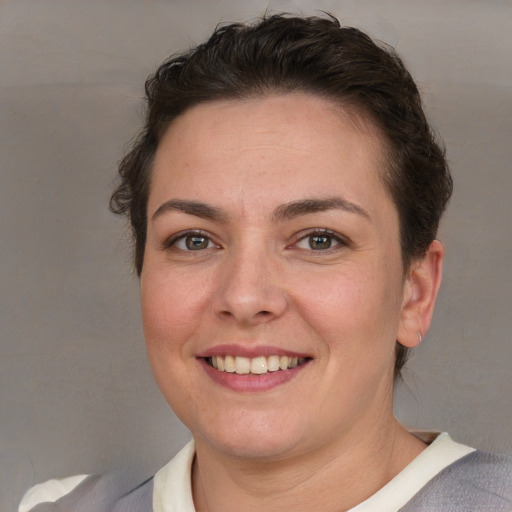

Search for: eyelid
xmin=162 ymin=229 xmax=220 ymax=251
xmin=161 ymin=228 xmax=349 ymax=252
xmin=291 ymin=228 xmax=350 ymax=250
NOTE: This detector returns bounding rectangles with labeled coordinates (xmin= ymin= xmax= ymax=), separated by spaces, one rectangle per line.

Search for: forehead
xmin=149 ymin=93 xmax=390 ymax=217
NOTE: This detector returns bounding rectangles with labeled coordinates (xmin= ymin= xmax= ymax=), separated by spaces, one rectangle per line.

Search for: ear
xmin=397 ymin=240 xmax=444 ymax=348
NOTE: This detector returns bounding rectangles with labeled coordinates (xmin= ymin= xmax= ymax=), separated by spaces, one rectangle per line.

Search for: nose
xmin=212 ymin=244 xmax=288 ymax=326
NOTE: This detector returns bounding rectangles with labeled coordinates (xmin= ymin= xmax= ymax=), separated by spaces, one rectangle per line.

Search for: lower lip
xmin=198 ymin=358 xmax=309 ymax=392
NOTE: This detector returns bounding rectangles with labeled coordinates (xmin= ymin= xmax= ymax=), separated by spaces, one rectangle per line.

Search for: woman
xmin=20 ymin=14 xmax=511 ymax=512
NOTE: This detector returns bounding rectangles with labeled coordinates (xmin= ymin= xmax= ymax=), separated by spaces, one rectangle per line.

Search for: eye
xmin=295 ymin=230 xmax=346 ymax=251
xmin=166 ymin=231 xmax=219 ymax=251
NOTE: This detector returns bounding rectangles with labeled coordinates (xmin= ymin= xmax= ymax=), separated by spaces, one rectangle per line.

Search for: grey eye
xmin=308 ymin=235 xmax=333 ymax=250
xmin=295 ymin=231 xmax=346 ymax=252
xmin=184 ymin=235 xmax=210 ymax=250
xmin=170 ymin=233 xmax=214 ymax=251
xmin=167 ymin=231 xmax=221 ymax=252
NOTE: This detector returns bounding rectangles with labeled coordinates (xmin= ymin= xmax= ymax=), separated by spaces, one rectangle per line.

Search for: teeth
xmin=208 ymin=355 xmax=306 ymax=375
xmin=267 ymin=355 xmax=280 ymax=372
xmin=224 ymin=355 xmax=236 ymax=373
xmin=250 ymin=356 xmax=267 ymax=374
xmin=235 ymin=356 xmax=250 ymax=374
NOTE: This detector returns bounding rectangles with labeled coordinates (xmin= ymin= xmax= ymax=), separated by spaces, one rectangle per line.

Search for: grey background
xmin=1 ymin=0 xmax=510 ymax=510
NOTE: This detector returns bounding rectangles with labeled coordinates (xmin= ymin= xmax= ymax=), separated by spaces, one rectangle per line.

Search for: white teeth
xmin=250 ymin=356 xmax=267 ymax=374
xmin=235 ymin=356 xmax=251 ymax=374
xmin=267 ymin=355 xmax=280 ymax=372
xmin=208 ymin=355 xmax=307 ymax=374
xmin=224 ymin=355 xmax=236 ymax=373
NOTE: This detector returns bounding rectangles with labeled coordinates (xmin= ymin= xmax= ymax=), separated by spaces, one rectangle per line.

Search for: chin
xmin=193 ymin=411 xmax=307 ymax=460
xmin=209 ymin=435 xmax=301 ymax=461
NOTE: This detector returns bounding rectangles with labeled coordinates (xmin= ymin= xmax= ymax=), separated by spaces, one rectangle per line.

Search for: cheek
xmin=292 ymin=264 xmax=403 ymax=350
xmin=140 ymin=269 xmax=211 ymax=416
xmin=140 ymin=268 xmax=212 ymax=355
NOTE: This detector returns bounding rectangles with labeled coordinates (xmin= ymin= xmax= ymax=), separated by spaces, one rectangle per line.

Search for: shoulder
xmin=19 ymin=473 xmax=154 ymax=512
xmin=401 ymin=450 xmax=512 ymax=511
xmin=18 ymin=441 xmax=196 ymax=512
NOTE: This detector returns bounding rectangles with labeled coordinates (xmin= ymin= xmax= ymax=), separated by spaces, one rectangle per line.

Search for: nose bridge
xmin=213 ymin=234 xmax=287 ymax=324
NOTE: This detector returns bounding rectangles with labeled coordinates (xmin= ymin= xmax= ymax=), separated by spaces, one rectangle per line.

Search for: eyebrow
xmin=272 ymin=197 xmax=371 ymax=222
xmin=151 ymin=199 xmax=227 ymax=222
xmin=151 ymin=196 xmax=370 ymax=223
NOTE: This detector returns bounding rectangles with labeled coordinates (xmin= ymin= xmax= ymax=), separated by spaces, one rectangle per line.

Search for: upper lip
xmin=196 ymin=344 xmax=311 ymax=359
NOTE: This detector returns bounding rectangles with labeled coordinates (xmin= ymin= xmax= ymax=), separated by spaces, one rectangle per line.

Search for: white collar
xmin=349 ymin=432 xmax=474 ymax=511
xmin=153 ymin=432 xmax=475 ymax=512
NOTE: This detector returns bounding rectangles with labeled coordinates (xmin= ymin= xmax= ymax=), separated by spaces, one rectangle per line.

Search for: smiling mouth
xmin=206 ymin=355 xmax=309 ymax=375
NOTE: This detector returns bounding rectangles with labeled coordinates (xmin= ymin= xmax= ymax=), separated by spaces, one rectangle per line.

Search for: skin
xmin=141 ymin=93 xmax=444 ymax=511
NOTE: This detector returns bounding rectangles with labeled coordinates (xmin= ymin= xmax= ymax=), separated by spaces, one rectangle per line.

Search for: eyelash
xmin=163 ymin=228 xmax=349 ymax=254
xmin=292 ymin=229 xmax=349 ymax=252
xmin=163 ymin=230 xmax=220 ymax=252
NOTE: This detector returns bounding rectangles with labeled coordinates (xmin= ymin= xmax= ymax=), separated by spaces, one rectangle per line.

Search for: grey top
xmin=399 ymin=450 xmax=512 ymax=511
xmin=25 ymin=450 xmax=512 ymax=511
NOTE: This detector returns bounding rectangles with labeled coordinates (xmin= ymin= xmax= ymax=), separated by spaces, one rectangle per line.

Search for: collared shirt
xmin=152 ymin=433 xmax=475 ymax=512
xmin=21 ymin=432 xmax=480 ymax=511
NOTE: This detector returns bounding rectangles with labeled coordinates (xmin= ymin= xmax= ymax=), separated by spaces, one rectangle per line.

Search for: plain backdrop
xmin=1 ymin=0 xmax=511 ymax=510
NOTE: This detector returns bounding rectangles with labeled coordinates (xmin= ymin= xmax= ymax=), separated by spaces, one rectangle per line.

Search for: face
xmin=141 ymin=93 xmax=409 ymax=460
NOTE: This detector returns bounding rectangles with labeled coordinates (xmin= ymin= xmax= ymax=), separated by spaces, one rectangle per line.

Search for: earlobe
xmin=397 ymin=240 xmax=444 ymax=348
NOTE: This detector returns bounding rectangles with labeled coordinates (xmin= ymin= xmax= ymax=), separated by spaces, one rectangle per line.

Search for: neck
xmin=191 ymin=417 xmax=426 ymax=512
